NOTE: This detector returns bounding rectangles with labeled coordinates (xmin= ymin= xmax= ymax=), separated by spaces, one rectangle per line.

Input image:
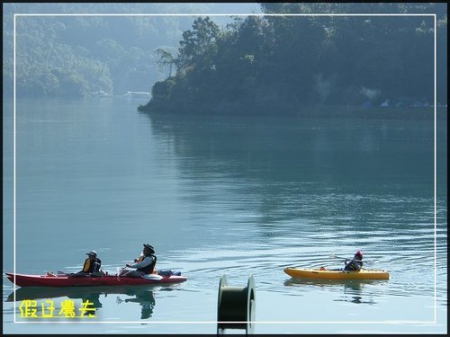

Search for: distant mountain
xmin=3 ymin=3 xmax=261 ymax=98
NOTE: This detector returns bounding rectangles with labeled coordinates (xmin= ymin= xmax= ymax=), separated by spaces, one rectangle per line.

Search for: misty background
xmin=3 ymin=3 xmax=447 ymax=109
xmin=3 ymin=3 xmax=261 ymax=99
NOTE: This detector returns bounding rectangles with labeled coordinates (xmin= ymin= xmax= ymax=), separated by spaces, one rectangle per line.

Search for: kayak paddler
xmin=69 ymin=250 xmax=103 ymax=277
xmin=120 ymin=243 xmax=157 ymax=277
xmin=344 ymin=250 xmax=364 ymax=271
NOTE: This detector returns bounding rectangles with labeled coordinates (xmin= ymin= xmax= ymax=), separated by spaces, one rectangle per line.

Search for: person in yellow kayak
xmin=344 ymin=250 xmax=364 ymax=271
xmin=70 ymin=250 xmax=103 ymax=277
xmin=120 ymin=244 xmax=157 ymax=277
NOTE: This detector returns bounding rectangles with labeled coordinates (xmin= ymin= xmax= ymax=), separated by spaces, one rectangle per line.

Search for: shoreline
xmin=139 ymin=103 xmax=447 ymax=121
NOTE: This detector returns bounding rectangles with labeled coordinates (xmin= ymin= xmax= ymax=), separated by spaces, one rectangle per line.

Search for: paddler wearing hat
xmin=120 ymin=244 xmax=157 ymax=277
xmin=343 ymin=250 xmax=364 ymax=271
xmin=69 ymin=250 xmax=103 ymax=277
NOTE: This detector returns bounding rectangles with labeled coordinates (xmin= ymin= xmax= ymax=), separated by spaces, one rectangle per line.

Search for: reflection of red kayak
xmin=5 ymin=272 xmax=187 ymax=287
xmin=7 ymin=284 xmax=159 ymax=302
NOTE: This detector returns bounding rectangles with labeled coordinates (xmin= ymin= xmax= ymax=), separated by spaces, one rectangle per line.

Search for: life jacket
xmin=92 ymin=258 xmax=102 ymax=272
xmin=137 ymin=254 xmax=157 ymax=274
xmin=345 ymin=259 xmax=363 ymax=271
xmin=82 ymin=257 xmax=102 ymax=273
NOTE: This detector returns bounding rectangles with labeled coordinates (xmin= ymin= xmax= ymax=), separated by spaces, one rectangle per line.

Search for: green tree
xmin=176 ymin=17 xmax=220 ymax=74
xmin=154 ymin=48 xmax=176 ymax=77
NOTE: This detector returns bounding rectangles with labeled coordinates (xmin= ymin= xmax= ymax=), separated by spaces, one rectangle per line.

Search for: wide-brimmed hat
xmin=143 ymin=244 xmax=155 ymax=253
xmin=86 ymin=250 xmax=97 ymax=257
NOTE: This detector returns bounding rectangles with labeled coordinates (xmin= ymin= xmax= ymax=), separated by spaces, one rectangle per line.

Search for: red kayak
xmin=5 ymin=272 xmax=187 ymax=288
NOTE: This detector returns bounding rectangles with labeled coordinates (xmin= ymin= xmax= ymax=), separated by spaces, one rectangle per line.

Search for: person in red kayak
xmin=70 ymin=250 xmax=103 ymax=277
xmin=120 ymin=244 xmax=157 ymax=277
xmin=344 ymin=250 xmax=364 ymax=271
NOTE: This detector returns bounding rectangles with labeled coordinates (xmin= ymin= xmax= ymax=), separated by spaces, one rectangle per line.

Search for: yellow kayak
xmin=284 ymin=267 xmax=390 ymax=280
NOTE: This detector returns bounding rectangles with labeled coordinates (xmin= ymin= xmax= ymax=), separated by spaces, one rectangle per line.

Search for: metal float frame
xmin=217 ymin=274 xmax=255 ymax=334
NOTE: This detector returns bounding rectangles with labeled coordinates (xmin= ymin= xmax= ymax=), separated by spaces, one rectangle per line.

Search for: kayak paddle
xmin=330 ymin=254 xmax=373 ymax=266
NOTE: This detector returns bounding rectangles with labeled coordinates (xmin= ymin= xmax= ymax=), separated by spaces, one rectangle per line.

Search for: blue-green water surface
xmin=2 ymin=98 xmax=447 ymax=334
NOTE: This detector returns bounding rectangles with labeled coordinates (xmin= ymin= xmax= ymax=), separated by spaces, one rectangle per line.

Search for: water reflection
xmin=6 ymin=285 xmax=158 ymax=319
xmin=144 ymin=112 xmax=440 ymax=234
xmin=284 ymin=278 xmax=388 ymax=305
xmin=116 ymin=289 xmax=155 ymax=319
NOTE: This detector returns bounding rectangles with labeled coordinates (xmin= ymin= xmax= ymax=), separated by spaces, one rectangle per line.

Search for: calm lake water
xmin=2 ymin=98 xmax=447 ymax=334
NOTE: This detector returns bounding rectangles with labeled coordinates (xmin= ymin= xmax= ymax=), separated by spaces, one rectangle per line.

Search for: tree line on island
xmin=4 ymin=3 xmax=447 ymax=115
xmin=140 ymin=3 xmax=447 ymax=115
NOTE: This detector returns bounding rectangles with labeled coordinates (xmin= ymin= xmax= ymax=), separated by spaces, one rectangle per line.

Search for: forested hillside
xmin=139 ymin=3 xmax=447 ymax=115
xmin=3 ymin=3 xmax=259 ymax=98
xmin=3 ymin=3 xmax=447 ymax=114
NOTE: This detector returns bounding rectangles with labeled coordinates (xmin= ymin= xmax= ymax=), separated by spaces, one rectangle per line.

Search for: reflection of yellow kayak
xmin=284 ymin=267 xmax=390 ymax=280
